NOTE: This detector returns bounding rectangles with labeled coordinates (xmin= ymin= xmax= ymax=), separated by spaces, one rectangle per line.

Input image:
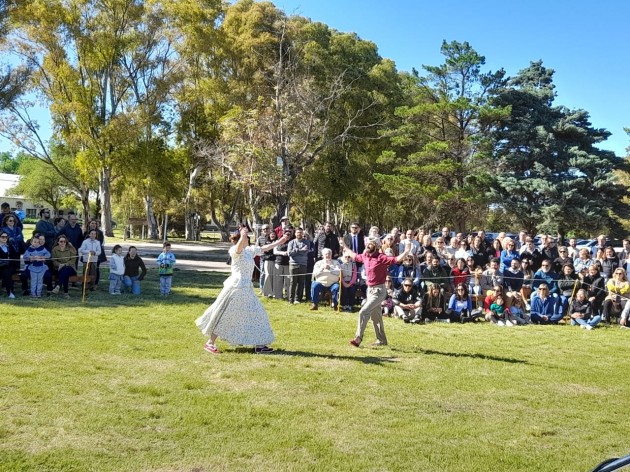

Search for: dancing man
xmin=344 ymin=240 xmax=412 ymax=347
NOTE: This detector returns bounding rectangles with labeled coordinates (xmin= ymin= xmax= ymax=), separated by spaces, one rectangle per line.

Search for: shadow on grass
xmin=397 ymin=347 xmax=530 ymax=364
xmin=233 ymin=348 xmax=400 ymax=365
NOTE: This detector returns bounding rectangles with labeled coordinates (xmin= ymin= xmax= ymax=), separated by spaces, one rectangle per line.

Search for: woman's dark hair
xmin=229 ymin=233 xmax=240 ymax=244
xmin=455 ymin=283 xmax=469 ymax=300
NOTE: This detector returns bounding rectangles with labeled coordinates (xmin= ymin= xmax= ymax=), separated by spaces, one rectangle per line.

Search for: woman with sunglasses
xmin=446 ymin=283 xmax=482 ymax=323
xmin=601 ymin=267 xmax=630 ymax=324
xmin=0 ymin=231 xmax=16 ymax=298
xmin=51 ymin=235 xmax=78 ymax=298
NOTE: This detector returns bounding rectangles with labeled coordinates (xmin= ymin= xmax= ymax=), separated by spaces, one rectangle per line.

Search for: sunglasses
xmin=403 ymin=284 xmax=412 ymax=287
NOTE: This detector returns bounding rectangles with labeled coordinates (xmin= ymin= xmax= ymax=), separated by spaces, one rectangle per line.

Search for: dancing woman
xmin=196 ymin=227 xmax=289 ymax=354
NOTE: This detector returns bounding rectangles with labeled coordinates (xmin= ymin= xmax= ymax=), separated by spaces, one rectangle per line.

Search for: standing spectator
xmin=53 ymin=217 xmax=66 ymax=239
xmin=499 ymin=238 xmax=520 ymax=272
xmin=339 ymin=253 xmax=358 ymax=312
xmin=257 ymin=224 xmax=274 ymax=295
xmin=2 ymin=214 xmax=23 ymax=273
xmin=35 ymin=209 xmax=56 ymax=250
xmin=156 ymin=242 xmax=176 ymax=296
xmin=422 ymin=256 xmax=450 ymax=294
xmin=591 ymin=234 xmax=611 ymax=258
xmin=23 ymin=233 xmax=51 ymax=297
xmin=60 ymin=212 xmax=83 ymax=256
xmin=532 ymin=259 xmax=559 ymax=297
xmin=343 ymin=223 xmax=365 ymax=257
xmin=480 ymin=258 xmax=504 ymax=295
xmin=552 ymin=246 xmax=572 ymax=274
xmin=503 ymin=258 xmax=524 ymax=307
xmin=51 ymin=235 xmax=77 ymax=298
xmin=274 ymin=216 xmax=291 ymax=239
xmin=441 ymin=226 xmax=452 ymax=245
xmin=13 ymin=201 xmax=25 ymax=223
xmin=123 ymin=246 xmax=147 ymax=295
xmin=287 ymin=228 xmax=309 ymax=304
xmin=344 ymin=240 xmax=411 ymax=347
xmin=599 ymin=246 xmax=620 ymax=281
xmin=398 ymin=229 xmax=420 ymax=257
xmin=109 ymin=244 xmax=125 ymax=295
xmin=557 ymin=264 xmax=579 ymax=317
xmin=316 ymin=221 xmax=340 ymax=260
xmin=0 ymin=231 xmax=16 ymax=299
xmin=0 ymin=202 xmax=23 ymax=230
xmin=520 ymin=237 xmax=543 ymax=271
xmin=303 ymin=231 xmax=316 ymax=302
xmin=582 ymin=264 xmax=606 ymax=317
xmin=79 ymin=229 xmax=102 ymax=291
xmin=273 ymin=227 xmax=293 ymax=300
xmin=83 ymin=220 xmax=107 ymax=288
xmin=567 ymin=238 xmax=579 ymax=260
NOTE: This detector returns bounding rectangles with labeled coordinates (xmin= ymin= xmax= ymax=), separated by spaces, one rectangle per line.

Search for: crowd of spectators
xmin=258 ymin=220 xmax=630 ymax=330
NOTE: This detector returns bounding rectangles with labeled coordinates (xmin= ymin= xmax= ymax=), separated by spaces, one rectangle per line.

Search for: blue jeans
xmin=571 ymin=316 xmax=601 ymax=328
xmin=311 ymin=281 xmax=340 ymax=307
xmin=123 ymin=275 xmax=142 ymax=294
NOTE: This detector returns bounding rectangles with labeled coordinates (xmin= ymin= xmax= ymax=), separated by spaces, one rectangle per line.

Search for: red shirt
xmin=355 ymin=252 xmax=398 ymax=286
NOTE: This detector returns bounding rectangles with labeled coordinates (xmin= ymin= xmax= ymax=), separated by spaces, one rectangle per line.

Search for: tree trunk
xmin=99 ymin=167 xmax=114 ymax=237
xmin=144 ymin=194 xmax=159 ymax=240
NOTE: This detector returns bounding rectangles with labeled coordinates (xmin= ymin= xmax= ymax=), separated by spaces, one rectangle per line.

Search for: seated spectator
xmin=483 ymin=284 xmax=504 ymax=313
xmin=123 ymin=246 xmax=147 ymax=295
xmin=582 ymin=264 xmax=606 ymax=317
xmin=396 ymin=253 xmax=421 ymax=290
xmin=507 ymin=296 xmax=530 ymax=324
xmin=446 ymin=236 xmax=459 ymax=258
xmin=450 ymin=258 xmax=470 ymax=293
xmin=557 ymin=264 xmax=579 ymax=317
xmin=520 ymin=237 xmax=543 ymax=271
xmin=380 ymin=234 xmax=396 ymax=256
xmin=567 ymin=238 xmax=579 ymax=260
xmin=618 ymin=238 xmax=630 ymax=264
xmin=601 ymin=268 xmax=630 ymax=323
xmin=339 ymin=253 xmax=358 ymax=312
xmin=393 ymin=277 xmax=422 ymax=323
xmin=532 ymin=259 xmax=559 ymax=297
xmin=490 ymin=239 xmax=503 ymax=259
xmin=470 ymin=235 xmax=488 ymax=268
xmin=569 ymin=289 xmax=600 ymax=330
xmin=552 ymin=246 xmax=572 ymax=274
xmin=574 ymin=248 xmax=594 ymax=278
xmin=486 ymin=294 xmax=516 ymax=326
xmin=23 ymin=233 xmax=51 ymax=298
xmin=79 ymin=229 xmax=102 ymax=292
xmin=480 ymin=258 xmax=504 ymax=295
xmin=422 ymin=256 xmax=450 ymax=294
xmin=51 ymin=235 xmax=78 ymax=298
xmin=309 ymin=248 xmax=341 ymax=311
xmin=446 ymin=283 xmax=481 ymax=323
xmin=520 ymin=258 xmax=534 ymax=308
xmin=381 ymin=275 xmax=395 ymax=317
xmin=2 ymin=214 xmax=23 ymax=273
xmin=455 ymin=240 xmax=472 ymax=260
xmin=503 ymin=258 xmax=524 ymax=307
xmin=434 ymin=237 xmax=450 ymax=266
xmin=446 ymin=254 xmax=457 ymax=272
xmin=421 ymin=283 xmax=446 ymax=322
xmin=530 ymin=284 xmax=561 ymax=324
xmin=541 ymin=235 xmax=559 ymax=262
xmin=499 ymin=238 xmax=520 ymax=272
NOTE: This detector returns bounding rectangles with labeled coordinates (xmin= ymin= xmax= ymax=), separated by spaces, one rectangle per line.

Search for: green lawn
xmin=1 ymin=269 xmax=628 ymax=471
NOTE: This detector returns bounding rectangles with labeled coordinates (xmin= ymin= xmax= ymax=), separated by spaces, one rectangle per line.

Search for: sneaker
xmin=411 ymin=316 xmax=423 ymax=324
xmin=402 ymin=315 xmax=411 ymax=323
xmin=309 ymin=303 xmax=318 ymax=311
xmin=370 ymin=341 xmax=387 ymax=347
xmin=254 ymin=345 xmax=274 ymax=354
xmin=293 ymin=300 xmax=300 ymax=305
xmin=203 ymin=342 xmax=220 ymax=354
xmin=8 ymin=292 xmax=15 ymax=299
xmin=505 ymin=320 xmax=514 ymax=327
xmin=497 ymin=320 xmax=505 ymax=326
xmin=349 ymin=337 xmax=361 ymax=347
xmin=585 ymin=325 xmax=594 ymax=330
xmin=52 ymin=285 xmax=60 ymax=294
xmin=580 ymin=324 xmax=587 ymax=329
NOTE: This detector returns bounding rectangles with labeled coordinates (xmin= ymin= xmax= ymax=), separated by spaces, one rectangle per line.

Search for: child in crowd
xmin=23 ymin=233 xmax=51 ymax=297
xmin=339 ymin=253 xmax=357 ymax=312
xmin=487 ymin=294 xmax=512 ymax=326
xmin=381 ymin=275 xmax=395 ymax=317
xmin=109 ymin=244 xmax=125 ymax=295
xmin=157 ymin=242 xmax=176 ymax=296
xmin=507 ymin=295 xmax=530 ymax=324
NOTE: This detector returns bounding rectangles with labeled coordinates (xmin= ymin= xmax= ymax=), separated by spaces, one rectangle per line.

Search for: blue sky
xmin=273 ymin=0 xmax=630 ymax=157
xmin=2 ymin=1 xmax=628 ymax=157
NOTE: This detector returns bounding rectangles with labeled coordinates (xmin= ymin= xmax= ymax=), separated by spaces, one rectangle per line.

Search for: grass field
xmin=1 ymin=268 xmax=629 ymax=472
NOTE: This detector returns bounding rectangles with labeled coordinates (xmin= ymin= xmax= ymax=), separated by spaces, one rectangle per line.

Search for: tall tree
xmin=376 ymin=40 xmax=508 ymax=231
xmin=489 ymin=61 xmax=630 ymax=239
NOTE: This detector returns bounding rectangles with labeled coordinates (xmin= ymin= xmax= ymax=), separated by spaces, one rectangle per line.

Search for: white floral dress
xmin=196 ymin=245 xmax=274 ymax=346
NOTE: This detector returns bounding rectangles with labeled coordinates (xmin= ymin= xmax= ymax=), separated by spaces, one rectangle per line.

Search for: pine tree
xmin=489 ymin=61 xmax=630 ymax=239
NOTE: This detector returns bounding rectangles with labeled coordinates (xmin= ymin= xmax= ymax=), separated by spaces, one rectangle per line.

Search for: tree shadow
xmin=395 ymin=347 xmax=529 ymax=364
xmin=232 ymin=348 xmax=400 ymax=365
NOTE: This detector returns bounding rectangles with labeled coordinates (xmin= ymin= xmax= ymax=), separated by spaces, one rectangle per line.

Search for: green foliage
xmin=489 ymin=61 xmax=630 ymax=238
xmin=0 ymin=150 xmax=27 ymax=173
xmin=10 ymin=154 xmax=76 ymax=209
xmin=0 ymin=267 xmax=629 ymax=471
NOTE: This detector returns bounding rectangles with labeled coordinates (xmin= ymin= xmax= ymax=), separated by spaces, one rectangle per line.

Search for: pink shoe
xmin=203 ymin=341 xmax=219 ymax=354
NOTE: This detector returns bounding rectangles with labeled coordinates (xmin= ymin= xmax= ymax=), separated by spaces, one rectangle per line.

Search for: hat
xmin=280 ymin=216 xmax=289 ymax=221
